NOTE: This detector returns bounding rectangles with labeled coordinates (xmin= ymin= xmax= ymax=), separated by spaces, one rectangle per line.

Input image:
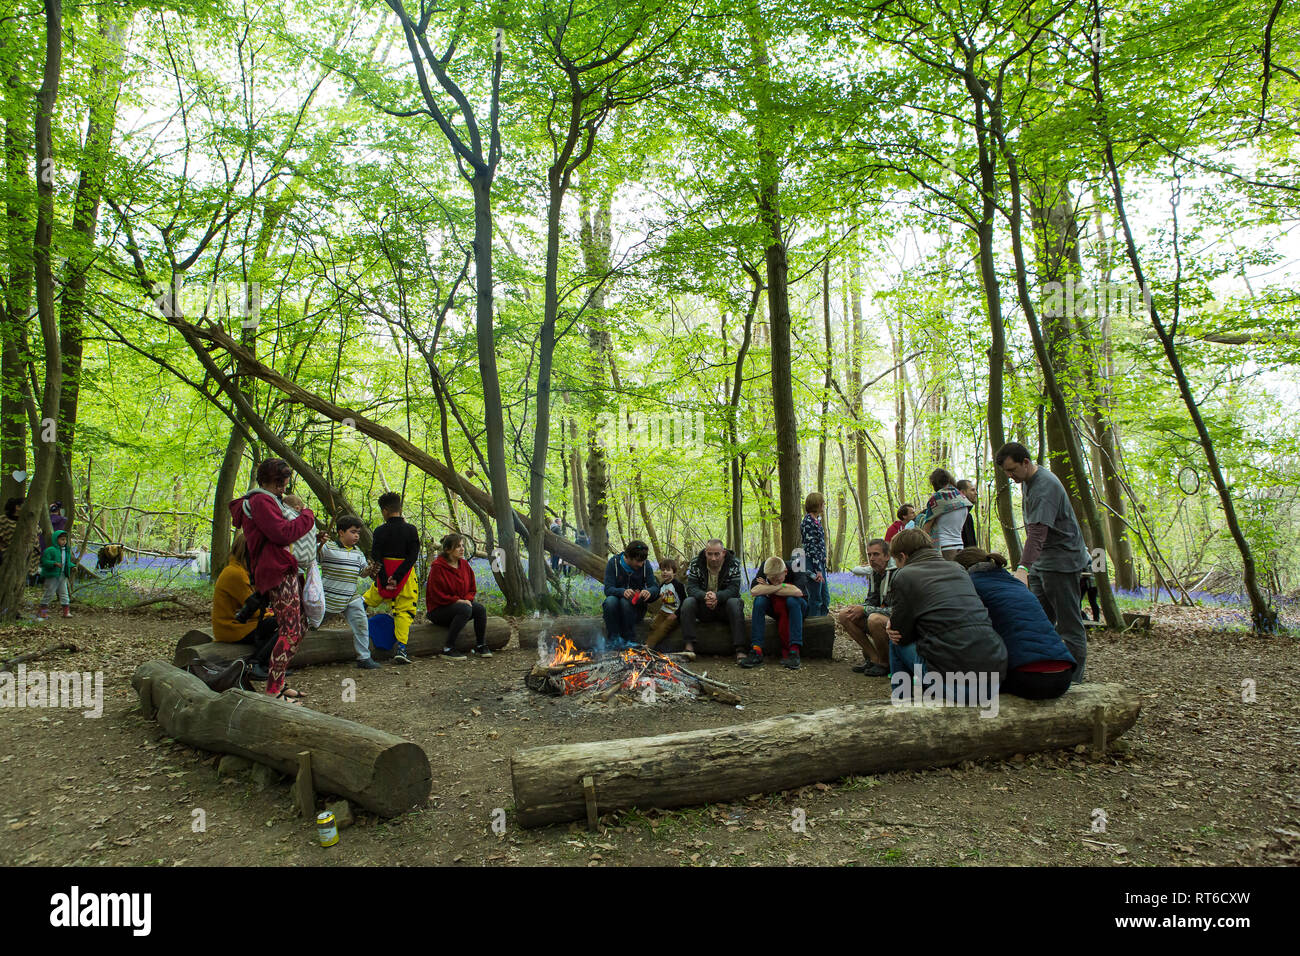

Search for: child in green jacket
xmin=38 ymin=529 xmax=74 ymax=620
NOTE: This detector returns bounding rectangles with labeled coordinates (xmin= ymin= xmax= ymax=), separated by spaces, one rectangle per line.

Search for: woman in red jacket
xmin=426 ymin=533 xmax=489 ymax=658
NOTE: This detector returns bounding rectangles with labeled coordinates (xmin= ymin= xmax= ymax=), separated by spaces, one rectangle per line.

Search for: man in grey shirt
xmin=997 ymin=442 xmax=1090 ymax=682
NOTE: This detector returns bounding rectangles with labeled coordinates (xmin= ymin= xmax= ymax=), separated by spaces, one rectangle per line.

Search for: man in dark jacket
xmin=885 ymin=529 xmax=1007 ymax=701
xmin=603 ymin=540 xmax=660 ymax=644
xmin=835 ymin=537 xmax=893 ymax=676
xmin=681 ymin=539 xmax=745 ymax=659
xmin=957 ymin=480 xmax=978 ymax=548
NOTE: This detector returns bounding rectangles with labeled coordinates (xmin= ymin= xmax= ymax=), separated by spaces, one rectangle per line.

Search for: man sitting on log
xmin=602 ymin=540 xmax=660 ymax=646
xmin=884 ymin=529 xmax=1007 ymax=703
xmin=681 ymin=539 xmax=745 ymax=662
xmin=835 ymin=537 xmax=893 ymax=677
xmin=743 ymin=556 xmax=810 ymax=671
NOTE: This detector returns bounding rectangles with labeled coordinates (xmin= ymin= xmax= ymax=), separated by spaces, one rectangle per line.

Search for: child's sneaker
xmin=739 ymin=649 xmax=764 ymax=669
xmin=36 ymin=605 xmax=49 ymax=621
xmin=356 ymin=658 xmax=383 ymax=670
xmin=473 ymin=645 xmax=493 ymax=658
xmin=442 ymin=646 xmax=467 ymax=660
xmin=61 ymin=605 xmax=72 ymax=619
xmin=392 ymin=645 xmax=411 ymax=665
xmin=783 ymin=648 xmax=801 ymax=670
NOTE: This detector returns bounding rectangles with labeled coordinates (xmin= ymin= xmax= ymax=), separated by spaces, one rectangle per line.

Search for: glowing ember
xmin=525 ymin=636 xmax=739 ymax=705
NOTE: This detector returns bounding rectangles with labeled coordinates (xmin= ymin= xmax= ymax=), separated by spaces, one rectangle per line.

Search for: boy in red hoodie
xmin=425 ymin=532 xmax=489 ymax=658
xmin=362 ymin=492 xmax=421 ymax=664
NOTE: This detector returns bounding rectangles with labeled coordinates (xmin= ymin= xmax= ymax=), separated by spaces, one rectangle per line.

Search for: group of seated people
xmin=605 ymin=526 xmax=1077 ymax=700
xmin=601 ymin=537 xmax=823 ymax=671
xmin=213 ymin=490 xmax=492 ymax=682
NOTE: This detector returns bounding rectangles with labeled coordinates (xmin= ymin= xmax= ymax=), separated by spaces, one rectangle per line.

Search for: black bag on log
xmin=186 ymin=656 xmax=254 ymax=692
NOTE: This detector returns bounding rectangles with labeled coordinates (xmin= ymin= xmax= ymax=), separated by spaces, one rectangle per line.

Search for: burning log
xmin=510 ymin=683 xmax=1141 ymax=827
xmin=516 ymin=613 xmax=836 ymax=658
xmin=526 ymin=636 xmax=740 ymax=705
xmin=132 ymin=660 xmax=432 ymax=817
xmin=173 ymin=618 xmax=511 ymax=670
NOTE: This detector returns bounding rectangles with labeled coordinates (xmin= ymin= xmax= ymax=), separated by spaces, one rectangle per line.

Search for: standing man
xmin=996 ymin=442 xmax=1090 ymax=683
xmin=682 ymin=539 xmax=745 ymax=661
xmin=834 ymin=537 xmax=893 ymax=676
xmin=957 ymin=479 xmax=978 ymax=548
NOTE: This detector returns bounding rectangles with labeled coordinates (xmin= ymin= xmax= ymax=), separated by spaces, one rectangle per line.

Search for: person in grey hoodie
xmin=884 ymin=529 xmax=1008 ymax=695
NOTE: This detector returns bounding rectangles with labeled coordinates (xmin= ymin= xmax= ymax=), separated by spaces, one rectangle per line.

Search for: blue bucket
xmin=369 ymin=613 xmax=396 ymax=650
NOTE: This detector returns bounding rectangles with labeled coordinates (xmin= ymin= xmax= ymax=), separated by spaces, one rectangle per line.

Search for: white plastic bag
xmin=302 ymin=562 xmax=325 ymax=629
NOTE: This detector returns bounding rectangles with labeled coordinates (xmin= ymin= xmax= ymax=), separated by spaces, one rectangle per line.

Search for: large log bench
xmin=132 ymin=661 xmax=431 ymax=817
xmin=516 ymin=612 xmax=836 ymax=659
xmin=511 ymin=682 xmax=1141 ymax=827
xmin=173 ymin=616 xmax=511 ymax=669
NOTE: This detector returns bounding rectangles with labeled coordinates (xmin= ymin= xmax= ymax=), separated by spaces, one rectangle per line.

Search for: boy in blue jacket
xmin=602 ymin=540 xmax=660 ymax=644
xmin=38 ymin=530 xmax=75 ymax=620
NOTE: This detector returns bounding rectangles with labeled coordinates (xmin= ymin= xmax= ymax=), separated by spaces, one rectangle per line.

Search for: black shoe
xmin=861 ymin=662 xmax=889 ymax=677
xmin=442 ymin=646 xmax=467 ymax=660
xmin=356 ymin=658 xmax=383 ymax=670
xmin=473 ymin=645 xmax=493 ymax=658
xmin=392 ymin=645 xmax=411 ymax=665
xmin=739 ymin=650 xmax=764 ymax=669
xmin=851 ymin=661 xmax=869 ymax=673
xmin=783 ymin=650 xmax=802 ymax=670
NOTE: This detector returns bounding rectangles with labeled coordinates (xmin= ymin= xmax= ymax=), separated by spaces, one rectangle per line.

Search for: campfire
xmin=526 ymin=635 xmax=740 ymax=705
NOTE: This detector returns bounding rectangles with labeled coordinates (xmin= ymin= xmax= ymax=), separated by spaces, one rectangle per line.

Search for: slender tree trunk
xmin=967 ymin=97 xmax=1021 ymax=565
xmin=831 ymin=486 xmax=847 ymax=572
xmin=850 ymin=255 xmax=870 ymax=552
xmin=2 ymin=41 xmax=33 ymax=507
xmin=579 ymin=178 xmax=612 ymax=558
xmin=817 ymin=257 xmax=832 ymax=490
xmin=0 ymin=0 xmax=61 ymax=619
xmin=54 ymin=12 xmax=127 ymax=528
xmin=747 ymin=20 xmax=800 ymax=556
xmin=1096 ymin=139 xmax=1275 ymax=630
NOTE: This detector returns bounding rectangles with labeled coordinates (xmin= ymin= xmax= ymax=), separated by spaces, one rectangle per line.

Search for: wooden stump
xmin=516 ymin=613 xmax=835 ymax=659
xmin=132 ymin=660 xmax=431 ymax=817
xmin=510 ymin=682 xmax=1141 ymax=827
xmin=174 ymin=617 xmax=511 ymax=669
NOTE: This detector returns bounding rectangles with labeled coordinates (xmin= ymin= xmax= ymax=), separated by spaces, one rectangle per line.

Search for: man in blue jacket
xmin=603 ymin=540 xmax=660 ymax=644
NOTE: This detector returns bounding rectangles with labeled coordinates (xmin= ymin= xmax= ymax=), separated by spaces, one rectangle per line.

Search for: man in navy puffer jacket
xmin=955 ymin=548 xmax=1076 ymax=699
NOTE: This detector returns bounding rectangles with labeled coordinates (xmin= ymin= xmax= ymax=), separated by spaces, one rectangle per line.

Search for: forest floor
xmin=1 ymin=599 xmax=1297 ymax=868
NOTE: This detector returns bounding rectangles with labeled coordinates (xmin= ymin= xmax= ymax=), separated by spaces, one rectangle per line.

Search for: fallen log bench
xmin=516 ymin=613 xmax=836 ymax=659
xmin=173 ymin=617 xmax=511 ymax=669
xmin=510 ymin=682 xmax=1140 ymax=827
xmin=132 ymin=660 xmax=432 ymax=817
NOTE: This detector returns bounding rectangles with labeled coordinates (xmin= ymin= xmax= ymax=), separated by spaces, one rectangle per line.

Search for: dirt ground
xmin=1 ymin=603 xmax=1297 ymax=867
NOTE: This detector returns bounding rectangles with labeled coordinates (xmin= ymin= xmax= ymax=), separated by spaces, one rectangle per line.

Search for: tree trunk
xmin=831 ymin=486 xmax=847 ymax=571
xmin=747 ymin=21 xmax=800 ymax=557
xmin=850 ymin=254 xmax=870 ymax=551
xmin=174 ymin=618 xmax=511 ymax=670
xmin=510 ymin=683 xmax=1141 ymax=827
xmin=2 ymin=42 xmax=33 ymax=507
xmin=967 ymin=100 xmax=1021 ymax=565
xmin=53 ymin=11 xmax=127 ymax=528
xmin=132 ymin=661 xmax=430 ymax=818
xmin=0 ymin=0 xmax=60 ymax=619
xmin=579 ymin=178 xmax=613 ymax=559
xmin=470 ymin=175 xmax=526 ymax=611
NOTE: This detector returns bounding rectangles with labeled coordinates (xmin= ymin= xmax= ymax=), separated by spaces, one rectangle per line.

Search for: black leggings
xmin=234 ymin=615 xmax=279 ymax=667
xmin=427 ymin=601 xmax=487 ymax=647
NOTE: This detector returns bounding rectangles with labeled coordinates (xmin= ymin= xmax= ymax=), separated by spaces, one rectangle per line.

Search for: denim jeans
xmin=752 ymin=594 xmax=808 ymax=655
xmin=806 ymin=574 xmax=830 ymax=617
xmin=602 ymin=594 xmax=648 ymax=643
xmin=339 ymin=594 xmax=371 ymax=661
xmin=889 ymin=639 xmax=925 ymax=679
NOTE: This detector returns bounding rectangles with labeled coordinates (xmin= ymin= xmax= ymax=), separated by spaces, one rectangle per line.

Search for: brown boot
xmin=61 ymin=605 xmax=72 ymax=619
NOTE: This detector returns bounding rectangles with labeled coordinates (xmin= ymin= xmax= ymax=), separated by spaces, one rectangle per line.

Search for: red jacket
xmin=229 ymin=492 xmax=315 ymax=595
xmin=426 ymin=554 xmax=476 ymax=610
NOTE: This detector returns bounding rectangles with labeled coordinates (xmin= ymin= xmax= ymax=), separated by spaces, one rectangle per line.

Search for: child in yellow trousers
xmin=364 ymin=492 xmax=421 ymax=664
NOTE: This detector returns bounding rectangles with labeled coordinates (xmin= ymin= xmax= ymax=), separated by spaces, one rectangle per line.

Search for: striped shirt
xmin=319 ymin=540 xmax=368 ymax=612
